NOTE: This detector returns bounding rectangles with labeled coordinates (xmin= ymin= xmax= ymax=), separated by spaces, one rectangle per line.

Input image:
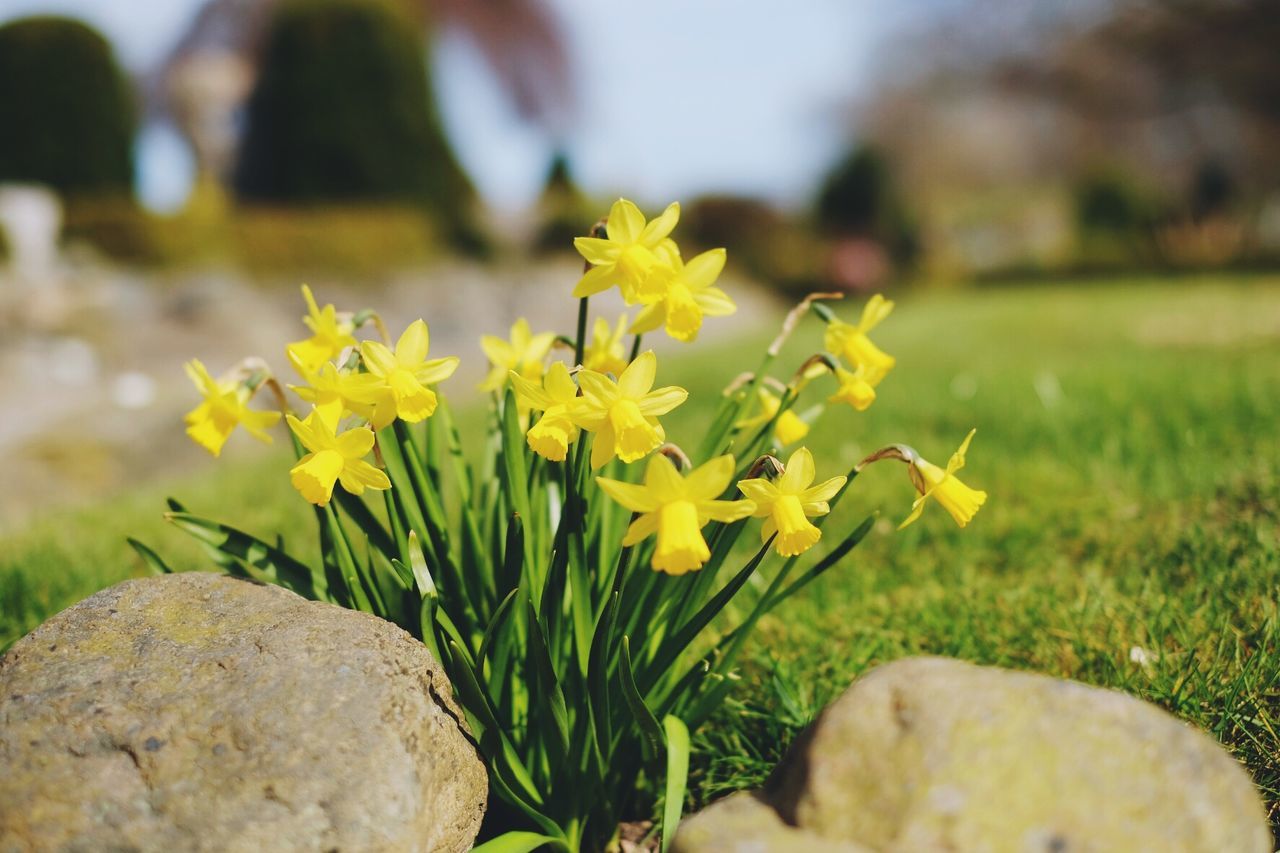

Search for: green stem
xmin=629 ymin=332 xmax=644 ymax=362
xmin=574 ymin=297 xmax=590 ymax=367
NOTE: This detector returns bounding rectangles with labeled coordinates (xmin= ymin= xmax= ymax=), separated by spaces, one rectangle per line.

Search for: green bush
xmin=234 ymin=0 xmax=474 ymax=233
xmin=815 ymin=143 xmax=918 ymax=266
xmin=0 ymin=16 xmax=135 ymax=197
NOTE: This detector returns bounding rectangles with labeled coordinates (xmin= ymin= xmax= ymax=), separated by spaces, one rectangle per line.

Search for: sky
xmin=0 ymin=0 xmax=917 ymax=212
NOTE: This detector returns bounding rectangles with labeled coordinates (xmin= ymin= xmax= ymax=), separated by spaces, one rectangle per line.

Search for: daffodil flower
xmin=479 ymin=318 xmax=556 ymax=393
xmin=629 ymin=245 xmax=735 ymax=342
xmin=899 ymin=428 xmax=987 ymax=529
xmin=738 ymin=447 xmax=846 ymax=557
xmin=584 ymin=314 xmax=629 ymax=377
xmin=573 ymin=198 xmax=680 ymax=304
xmin=288 ymin=357 xmax=391 ymax=432
xmin=287 ymin=285 xmax=358 ymax=375
xmin=737 ymin=387 xmax=810 ymax=447
xmin=509 ymin=361 xmax=581 ymax=462
xmin=824 ymin=293 xmax=895 ymax=383
xmin=828 ymin=364 xmax=879 ymax=412
xmin=183 ymin=359 xmax=281 ymax=457
xmin=286 ymin=410 xmax=390 ymax=506
xmin=360 ymin=320 xmax=459 ymax=423
xmin=571 ymin=351 xmax=687 ymax=469
xmin=597 ymin=454 xmax=755 ymax=574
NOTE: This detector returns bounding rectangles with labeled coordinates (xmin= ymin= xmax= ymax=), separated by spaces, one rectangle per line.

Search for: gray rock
xmin=676 ymin=657 xmax=1272 ymax=853
xmin=0 ymin=572 xmax=486 ymax=853
xmin=670 ymin=792 xmax=872 ymax=853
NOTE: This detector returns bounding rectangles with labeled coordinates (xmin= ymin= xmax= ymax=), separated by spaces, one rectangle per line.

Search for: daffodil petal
xmin=360 ymin=341 xmax=397 ymax=377
xmin=416 ymin=356 xmax=460 ymax=385
xmin=637 ymin=386 xmax=687 ymax=417
xmin=617 ymin=351 xmax=656 ymax=398
xmin=639 ymin=201 xmax=679 ymax=245
xmin=800 ymin=475 xmax=846 ymax=505
xmin=396 ymin=320 xmax=430 ymax=365
xmin=643 ymin=454 xmax=685 ymax=502
xmin=947 ymin=428 xmax=978 ymax=475
xmin=698 ymin=498 xmax=756 ymax=524
xmin=607 ymin=198 xmax=645 ymax=244
xmin=573 ymin=265 xmax=616 ymax=298
xmin=597 ymin=476 xmax=661 ymax=513
xmin=622 ymin=512 xmax=659 ymax=546
xmin=628 ymin=302 xmax=666 ymax=335
xmin=778 ymin=447 xmax=816 ymax=493
xmin=544 ymin=361 xmax=578 ymax=402
xmin=334 ymin=426 xmax=375 ymax=458
xmin=682 ymin=454 xmax=736 ymax=502
xmin=683 ymin=248 xmax=726 ymax=289
xmin=736 ymin=478 xmax=778 ymax=509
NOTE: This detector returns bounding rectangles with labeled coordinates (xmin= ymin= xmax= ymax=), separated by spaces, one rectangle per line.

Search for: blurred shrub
xmin=231 ymin=205 xmax=438 ymax=277
xmin=234 ymin=0 xmax=475 ymax=246
xmin=684 ymin=195 xmax=831 ymax=295
xmin=0 ymin=16 xmax=135 ymax=197
xmin=533 ymin=152 xmax=595 ymax=254
xmin=1190 ymin=158 xmax=1236 ymax=223
xmin=815 ymin=143 xmax=918 ymax=267
xmin=1074 ymin=166 xmax=1168 ymax=267
xmin=61 ymin=198 xmax=158 ymax=264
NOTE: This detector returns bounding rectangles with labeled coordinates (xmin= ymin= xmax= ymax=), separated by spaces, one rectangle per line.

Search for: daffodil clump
xmin=148 ymin=198 xmax=987 ymax=853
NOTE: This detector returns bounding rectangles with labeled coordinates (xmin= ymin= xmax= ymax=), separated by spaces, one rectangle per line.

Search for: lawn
xmin=3 ymin=274 xmax=1278 ymax=836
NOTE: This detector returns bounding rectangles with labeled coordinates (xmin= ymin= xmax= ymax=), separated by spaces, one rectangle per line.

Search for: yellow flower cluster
xmin=573 ymin=199 xmax=737 ymax=343
xmin=597 ymin=446 xmax=848 ymax=574
xmin=183 ymin=200 xmax=987 ymax=571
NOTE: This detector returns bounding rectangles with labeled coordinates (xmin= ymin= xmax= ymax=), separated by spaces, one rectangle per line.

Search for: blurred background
xmin=2 ymin=0 xmax=1278 ymax=825
xmin=1 ymin=0 xmax=1278 ymax=521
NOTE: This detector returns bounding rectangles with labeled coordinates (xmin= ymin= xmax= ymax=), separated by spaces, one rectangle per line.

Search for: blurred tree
xmin=816 ymin=144 xmax=918 ymax=267
xmin=533 ymin=151 xmax=591 ymax=253
xmin=1190 ymin=158 xmax=1235 ymax=223
xmin=233 ymin=0 xmax=473 ymax=225
xmin=0 ymin=16 xmax=135 ymax=197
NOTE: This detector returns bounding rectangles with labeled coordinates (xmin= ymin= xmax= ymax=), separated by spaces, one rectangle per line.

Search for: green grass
xmin=3 ymin=275 xmax=1278 ymax=838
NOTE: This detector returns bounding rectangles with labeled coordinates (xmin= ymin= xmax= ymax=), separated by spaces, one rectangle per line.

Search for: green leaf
xmin=641 ymin=539 xmax=773 ymax=695
xmin=526 ymin=598 xmax=572 ymax=756
xmin=661 ymin=715 xmax=691 ymax=853
xmin=127 ymin=538 xmax=175 ymax=575
xmin=164 ymin=512 xmax=325 ymax=600
xmin=470 ymin=831 xmax=567 ymax=853
xmin=620 ymin=635 xmax=665 ymax=757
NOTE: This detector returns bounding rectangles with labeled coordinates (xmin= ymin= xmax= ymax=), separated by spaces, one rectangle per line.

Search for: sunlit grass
xmin=3 ymin=274 xmax=1277 ymax=837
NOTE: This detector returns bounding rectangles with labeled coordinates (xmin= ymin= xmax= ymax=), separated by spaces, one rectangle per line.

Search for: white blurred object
xmin=112 ymin=371 xmax=158 ymax=410
xmin=0 ymin=184 xmax=63 ymax=285
xmin=46 ymin=338 xmax=99 ymax=386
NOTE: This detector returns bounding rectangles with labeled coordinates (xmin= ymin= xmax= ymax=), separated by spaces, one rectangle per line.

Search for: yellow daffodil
xmin=738 ymin=447 xmax=846 ymax=557
xmin=509 ymin=361 xmax=581 ymax=462
xmin=360 ymin=320 xmax=459 ymax=423
xmin=597 ymin=454 xmax=755 ymax=574
xmin=737 ymin=387 xmax=810 ymax=447
xmin=286 ymin=410 xmax=390 ymax=506
xmin=183 ymin=359 xmax=280 ymax=457
xmin=287 ymin=285 xmax=358 ymax=375
xmin=824 ymin=293 xmax=895 ymax=383
xmin=480 ymin=318 xmax=556 ymax=393
xmin=573 ymin=198 xmax=680 ymax=304
xmin=572 ymin=351 xmax=688 ymax=469
xmin=900 ymin=429 xmax=987 ymax=529
xmin=584 ymin=314 xmax=629 ymax=376
xmin=629 ymin=245 xmax=735 ymax=342
xmin=287 ymin=355 xmax=391 ymax=431
xmin=828 ymin=364 xmax=879 ymax=412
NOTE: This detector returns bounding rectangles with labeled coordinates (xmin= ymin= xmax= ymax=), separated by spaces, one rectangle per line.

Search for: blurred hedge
xmin=233 ymin=0 xmax=474 ymax=240
xmin=0 ymin=16 xmax=135 ymax=197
